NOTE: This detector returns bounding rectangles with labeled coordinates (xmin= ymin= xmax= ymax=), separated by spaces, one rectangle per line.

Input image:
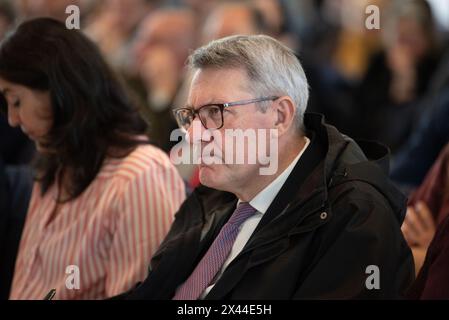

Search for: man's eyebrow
xmin=187 ymin=99 xmax=228 ymax=110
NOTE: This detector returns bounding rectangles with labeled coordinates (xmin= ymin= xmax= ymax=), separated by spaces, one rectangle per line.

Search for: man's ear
xmin=274 ymin=96 xmax=296 ymax=136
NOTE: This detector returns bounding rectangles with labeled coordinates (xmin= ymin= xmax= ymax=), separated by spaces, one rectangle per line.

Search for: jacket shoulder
xmin=327 ymin=177 xmax=404 ymax=229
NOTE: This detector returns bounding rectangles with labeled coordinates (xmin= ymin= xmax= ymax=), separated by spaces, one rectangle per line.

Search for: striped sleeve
xmin=104 ymin=158 xmax=186 ymax=297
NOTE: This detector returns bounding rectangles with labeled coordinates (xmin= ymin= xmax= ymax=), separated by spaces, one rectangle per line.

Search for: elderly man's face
xmin=187 ymin=68 xmax=277 ymax=194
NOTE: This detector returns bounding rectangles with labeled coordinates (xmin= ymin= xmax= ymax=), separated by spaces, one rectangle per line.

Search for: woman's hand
xmin=401 ymin=201 xmax=436 ymax=274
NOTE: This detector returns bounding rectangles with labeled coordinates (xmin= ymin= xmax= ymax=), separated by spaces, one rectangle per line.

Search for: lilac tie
xmin=173 ymin=202 xmax=257 ymax=300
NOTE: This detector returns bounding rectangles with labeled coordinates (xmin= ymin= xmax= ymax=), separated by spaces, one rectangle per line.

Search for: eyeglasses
xmin=173 ymin=96 xmax=279 ymax=131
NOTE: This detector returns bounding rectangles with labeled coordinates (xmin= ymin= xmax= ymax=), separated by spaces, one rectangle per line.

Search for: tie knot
xmin=227 ymin=202 xmax=257 ymax=226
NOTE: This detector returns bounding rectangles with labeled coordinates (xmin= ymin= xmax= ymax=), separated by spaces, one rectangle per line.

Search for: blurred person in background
xmin=352 ymin=0 xmax=442 ymax=153
xmin=323 ymin=0 xmax=385 ymax=82
xmin=200 ymin=0 xmax=298 ymax=48
xmin=200 ymin=1 xmax=266 ymax=45
xmin=85 ymin=0 xmax=160 ymax=69
xmin=402 ymin=142 xmax=449 ymax=276
xmin=175 ymin=0 xmax=218 ymax=45
xmin=397 ymin=48 xmax=449 ymax=288
xmin=302 ymin=0 xmax=385 ymax=134
xmin=390 ymin=47 xmax=449 ymax=189
xmin=251 ymin=0 xmax=303 ymax=51
xmin=407 ymin=213 xmax=449 ymax=299
xmin=403 ymin=143 xmax=449 ymax=299
xmin=0 ymin=18 xmax=185 ymax=300
xmin=126 ymin=7 xmax=196 ymax=153
xmin=13 ymin=0 xmax=84 ymax=21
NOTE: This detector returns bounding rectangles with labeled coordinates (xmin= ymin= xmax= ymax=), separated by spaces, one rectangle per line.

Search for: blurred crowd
xmin=1 ymin=0 xmax=449 ymax=183
xmin=1 ymin=0 xmax=449 ymax=298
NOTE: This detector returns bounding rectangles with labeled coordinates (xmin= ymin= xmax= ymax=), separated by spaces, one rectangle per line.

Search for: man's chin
xmin=199 ymin=166 xmax=222 ymax=188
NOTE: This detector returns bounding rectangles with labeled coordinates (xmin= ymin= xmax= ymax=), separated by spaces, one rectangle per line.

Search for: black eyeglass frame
xmin=173 ymin=96 xmax=279 ymax=130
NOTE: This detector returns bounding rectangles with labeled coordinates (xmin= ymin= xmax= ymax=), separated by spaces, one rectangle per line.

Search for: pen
xmin=43 ymin=289 xmax=56 ymax=300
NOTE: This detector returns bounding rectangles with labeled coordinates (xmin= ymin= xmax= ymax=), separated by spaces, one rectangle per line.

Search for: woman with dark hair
xmin=0 ymin=18 xmax=185 ymax=300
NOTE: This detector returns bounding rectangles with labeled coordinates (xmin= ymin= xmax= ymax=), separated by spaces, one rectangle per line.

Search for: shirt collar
xmin=240 ymin=137 xmax=310 ymax=214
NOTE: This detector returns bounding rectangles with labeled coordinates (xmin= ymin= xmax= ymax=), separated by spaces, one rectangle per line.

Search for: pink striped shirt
xmin=10 ymin=144 xmax=185 ymax=300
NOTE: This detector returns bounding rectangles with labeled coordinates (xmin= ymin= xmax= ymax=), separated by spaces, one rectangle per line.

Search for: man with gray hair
xmin=120 ymin=35 xmax=414 ymax=299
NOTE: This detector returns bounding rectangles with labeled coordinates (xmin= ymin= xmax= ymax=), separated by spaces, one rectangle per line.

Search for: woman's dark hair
xmin=0 ymin=18 xmax=148 ymax=201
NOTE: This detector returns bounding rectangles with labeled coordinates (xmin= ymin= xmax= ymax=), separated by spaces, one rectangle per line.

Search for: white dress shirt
xmin=201 ymin=137 xmax=311 ymax=298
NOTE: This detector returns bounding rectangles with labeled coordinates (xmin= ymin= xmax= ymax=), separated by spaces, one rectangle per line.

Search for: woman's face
xmin=0 ymin=77 xmax=53 ymax=152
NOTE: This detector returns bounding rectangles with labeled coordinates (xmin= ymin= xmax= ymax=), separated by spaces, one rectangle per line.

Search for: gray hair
xmin=187 ymin=34 xmax=309 ymax=133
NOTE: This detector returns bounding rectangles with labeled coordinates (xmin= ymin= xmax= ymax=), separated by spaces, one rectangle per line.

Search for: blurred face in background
xmin=383 ymin=0 xmax=435 ymax=66
xmin=0 ymin=78 xmax=52 ymax=152
xmin=201 ymin=3 xmax=258 ymax=45
xmin=104 ymin=0 xmax=150 ymax=31
xmin=133 ymin=10 xmax=195 ymax=72
xmin=251 ymin=0 xmax=284 ymax=36
xmin=394 ymin=17 xmax=430 ymax=62
xmin=132 ymin=9 xmax=195 ymax=107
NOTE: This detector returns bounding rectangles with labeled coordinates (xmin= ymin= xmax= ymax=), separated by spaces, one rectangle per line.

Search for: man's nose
xmin=7 ymin=105 xmax=20 ymax=127
xmin=186 ymin=118 xmax=213 ymax=145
